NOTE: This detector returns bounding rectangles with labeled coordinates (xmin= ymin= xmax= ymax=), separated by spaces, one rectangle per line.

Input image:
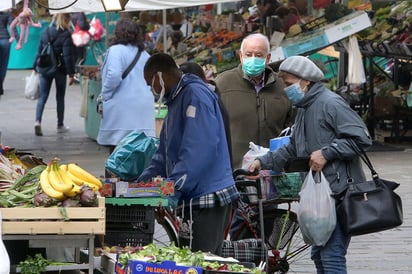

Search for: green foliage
xmin=324 ymin=4 xmax=353 ymax=23
xmin=18 ymin=253 xmax=49 ymax=274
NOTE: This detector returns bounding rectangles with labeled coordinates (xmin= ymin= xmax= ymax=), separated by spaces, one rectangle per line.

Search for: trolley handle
xmin=232 ymin=169 xmax=262 ymax=200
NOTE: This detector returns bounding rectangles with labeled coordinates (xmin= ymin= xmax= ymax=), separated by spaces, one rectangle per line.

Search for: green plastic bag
xmin=105 ymin=131 xmax=158 ymax=181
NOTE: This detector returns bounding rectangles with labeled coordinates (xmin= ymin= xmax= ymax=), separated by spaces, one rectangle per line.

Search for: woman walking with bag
xmin=97 ymin=18 xmax=155 ymax=153
xmin=33 ymin=13 xmax=75 ymax=136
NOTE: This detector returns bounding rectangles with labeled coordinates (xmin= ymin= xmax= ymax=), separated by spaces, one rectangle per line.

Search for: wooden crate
xmin=1 ymin=197 xmax=105 ymax=235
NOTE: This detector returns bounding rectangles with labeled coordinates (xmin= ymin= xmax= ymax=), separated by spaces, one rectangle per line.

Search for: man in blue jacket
xmin=139 ymin=53 xmax=239 ymax=255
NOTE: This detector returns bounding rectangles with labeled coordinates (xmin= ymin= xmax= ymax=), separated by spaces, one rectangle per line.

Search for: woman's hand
xmin=248 ymin=159 xmax=262 ymax=174
xmin=310 ymin=149 xmax=327 ymax=172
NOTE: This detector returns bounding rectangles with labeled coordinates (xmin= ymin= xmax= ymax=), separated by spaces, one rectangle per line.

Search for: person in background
xmin=33 ymin=13 xmax=75 ymax=136
xmin=256 ymin=0 xmax=282 ymax=24
xmin=215 ymin=33 xmax=294 ymax=168
xmin=274 ymin=6 xmax=301 ymax=34
xmin=248 ymin=56 xmax=372 ymax=273
xmin=0 ymin=9 xmax=17 ymax=96
xmin=71 ymin=12 xmax=90 ymax=80
xmin=97 ymin=18 xmax=155 ymax=153
xmin=138 ymin=53 xmax=238 ymax=255
xmin=179 ymin=61 xmax=233 ymax=167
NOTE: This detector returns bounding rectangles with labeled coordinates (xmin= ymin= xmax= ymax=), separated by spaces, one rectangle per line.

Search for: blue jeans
xmin=35 ymin=71 xmax=67 ymax=126
xmin=311 ymin=219 xmax=351 ymax=274
xmin=0 ymin=38 xmax=11 ymax=84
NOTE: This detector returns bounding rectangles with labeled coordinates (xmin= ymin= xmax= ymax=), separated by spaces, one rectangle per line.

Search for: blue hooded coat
xmin=138 ymin=74 xmax=235 ymax=203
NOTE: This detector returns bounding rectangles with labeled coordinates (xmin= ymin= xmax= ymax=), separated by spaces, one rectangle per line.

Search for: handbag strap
xmin=121 ymin=49 xmax=142 ymax=80
xmin=347 ymin=139 xmax=379 ymax=180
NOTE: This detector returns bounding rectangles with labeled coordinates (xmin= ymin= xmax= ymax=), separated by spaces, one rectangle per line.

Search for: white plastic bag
xmin=344 ymin=35 xmax=366 ymax=84
xmin=24 ymin=71 xmax=40 ymax=100
xmin=241 ymin=142 xmax=270 ymax=202
xmin=297 ymin=170 xmax=336 ymax=246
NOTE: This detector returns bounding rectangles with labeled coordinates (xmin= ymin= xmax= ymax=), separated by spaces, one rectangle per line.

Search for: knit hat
xmin=279 ymin=56 xmax=324 ymax=82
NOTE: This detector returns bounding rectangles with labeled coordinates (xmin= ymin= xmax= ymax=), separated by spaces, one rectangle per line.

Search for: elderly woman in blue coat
xmin=249 ymin=56 xmax=372 ymax=273
xmin=97 ymin=18 xmax=155 ymax=152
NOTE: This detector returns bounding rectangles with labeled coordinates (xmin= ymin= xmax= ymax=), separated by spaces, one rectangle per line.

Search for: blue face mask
xmin=242 ymin=57 xmax=266 ymax=77
xmin=284 ymin=81 xmax=305 ymax=104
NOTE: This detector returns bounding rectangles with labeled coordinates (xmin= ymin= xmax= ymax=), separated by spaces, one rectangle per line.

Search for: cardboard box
xmin=116 ymin=260 xmax=203 ymax=274
xmin=115 ymin=180 xmax=174 ymax=198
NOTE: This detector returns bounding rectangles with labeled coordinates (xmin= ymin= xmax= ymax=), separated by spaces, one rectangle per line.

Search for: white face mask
xmin=151 ymin=71 xmax=165 ymax=104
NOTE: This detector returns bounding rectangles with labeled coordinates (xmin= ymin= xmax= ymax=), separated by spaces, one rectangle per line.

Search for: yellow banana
xmin=48 ymin=160 xmax=73 ymax=193
xmin=39 ymin=168 xmax=65 ymax=200
xmin=57 ymin=165 xmax=76 ymax=195
xmin=65 ymin=184 xmax=82 ymax=197
xmin=65 ymin=169 xmax=84 ymax=186
xmin=67 ymin=163 xmax=102 ymax=189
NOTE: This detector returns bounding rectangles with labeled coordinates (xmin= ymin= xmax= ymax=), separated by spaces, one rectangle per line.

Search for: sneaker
xmin=57 ymin=125 xmax=70 ymax=133
xmin=34 ymin=124 xmax=43 ymax=136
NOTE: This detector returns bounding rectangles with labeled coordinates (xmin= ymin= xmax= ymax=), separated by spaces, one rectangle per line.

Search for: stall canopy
xmin=48 ymin=0 xmax=239 ymax=13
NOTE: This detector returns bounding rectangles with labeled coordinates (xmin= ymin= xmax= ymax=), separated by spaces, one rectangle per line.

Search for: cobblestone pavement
xmin=1 ymin=70 xmax=411 ymax=273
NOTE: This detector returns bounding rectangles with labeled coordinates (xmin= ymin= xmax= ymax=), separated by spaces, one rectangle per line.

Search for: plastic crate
xmin=104 ymin=229 xmax=153 ymax=247
xmin=272 ymin=173 xmax=303 ymax=198
xmin=105 ymin=203 xmax=155 ymax=233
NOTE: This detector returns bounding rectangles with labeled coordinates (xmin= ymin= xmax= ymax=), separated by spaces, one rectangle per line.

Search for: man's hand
xmin=310 ymin=149 xmax=327 ymax=172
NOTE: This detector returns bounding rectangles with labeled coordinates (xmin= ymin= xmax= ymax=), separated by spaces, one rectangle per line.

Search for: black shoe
xmin=35 ymin=125 xmax=43 ymax=136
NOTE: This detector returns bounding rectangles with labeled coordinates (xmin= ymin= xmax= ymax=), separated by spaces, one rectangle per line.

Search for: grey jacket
xmin=258 ymin=82 xmax=372 ymax=195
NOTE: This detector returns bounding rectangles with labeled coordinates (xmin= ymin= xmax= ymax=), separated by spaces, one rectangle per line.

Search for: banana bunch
xmin=39 ymin=158 xmax=102 ymax=200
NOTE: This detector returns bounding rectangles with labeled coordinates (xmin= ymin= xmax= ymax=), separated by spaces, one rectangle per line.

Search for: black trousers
xmin=178 ymin=203 xmax=232 ymax=255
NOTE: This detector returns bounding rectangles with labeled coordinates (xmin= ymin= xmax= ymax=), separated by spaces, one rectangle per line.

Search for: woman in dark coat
xmin=33 ymin=13 xmax=76 ymax=136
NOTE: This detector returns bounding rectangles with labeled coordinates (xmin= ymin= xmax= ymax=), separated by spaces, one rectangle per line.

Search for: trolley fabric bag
xmin=336 ymin=146 xmax=403 ymax=236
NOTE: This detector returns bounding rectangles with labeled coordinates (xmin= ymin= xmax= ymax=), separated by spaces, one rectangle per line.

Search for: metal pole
xmin=163 ymin=9 xmax=167 ymax=53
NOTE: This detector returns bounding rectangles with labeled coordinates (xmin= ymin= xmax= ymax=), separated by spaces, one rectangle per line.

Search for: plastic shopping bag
xmin=297 ymin=170 xmax=336 ymax=246
xmin=105 ymin=131 xmax=158 ymax=181
xmin=241 ymin=142 xmax=271 ymax=202
xmin=71 ymin=21 xmax=90 ymax=47
xmin=24 ymin=71 xmax=40 ymax=100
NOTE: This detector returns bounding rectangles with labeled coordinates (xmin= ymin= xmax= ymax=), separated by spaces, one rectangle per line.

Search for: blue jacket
xmin=97 ymin=44 xmax=155 ymax=145
xmin=138 ymin=74 xmax=235 ymax=203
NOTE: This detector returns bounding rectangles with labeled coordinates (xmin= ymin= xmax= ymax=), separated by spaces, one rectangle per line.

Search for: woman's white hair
xmin=240 ymin=33 xmax=270 ymax=53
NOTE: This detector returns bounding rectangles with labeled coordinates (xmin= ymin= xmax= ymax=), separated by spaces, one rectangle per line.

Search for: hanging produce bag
xmin=344 ymin=35 xmax=366 ymax=84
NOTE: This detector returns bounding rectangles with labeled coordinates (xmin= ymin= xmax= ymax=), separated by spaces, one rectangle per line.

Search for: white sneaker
xmin=57 ymin=125 xmax=70 ymax=133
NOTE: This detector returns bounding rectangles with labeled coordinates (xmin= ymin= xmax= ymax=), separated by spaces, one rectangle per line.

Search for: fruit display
xmin=0 ymin=147 xmax=103 ymax=208
xmin=354 ymin=1 xmax=411 ymax=55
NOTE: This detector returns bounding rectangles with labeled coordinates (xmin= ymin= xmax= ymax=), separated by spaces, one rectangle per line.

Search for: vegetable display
xmin=117 ymin=243 xmax=263 ymax=273
xmin=0 ymin=149 xmax=103 ymax=208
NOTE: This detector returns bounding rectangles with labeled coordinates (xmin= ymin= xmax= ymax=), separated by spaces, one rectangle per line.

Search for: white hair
xmin=240 ymin=33 xmax=270 ymax=53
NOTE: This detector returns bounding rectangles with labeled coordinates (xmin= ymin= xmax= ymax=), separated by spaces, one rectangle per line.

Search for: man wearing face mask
xmin=215 ymin=33 xmax=294 ymax=168
xmin=248 ymin=56 xmax=372 ymax=273
xmin=138 ymin=53 xmax=239 ymax=256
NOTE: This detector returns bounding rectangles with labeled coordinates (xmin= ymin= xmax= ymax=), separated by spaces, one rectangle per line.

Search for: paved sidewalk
xmin=1 ymin=70 xmax=411 ymax=273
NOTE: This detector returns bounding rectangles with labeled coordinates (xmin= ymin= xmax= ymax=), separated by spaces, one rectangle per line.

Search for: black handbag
xmin=337 ymin=145 xmax=403 ymax=236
